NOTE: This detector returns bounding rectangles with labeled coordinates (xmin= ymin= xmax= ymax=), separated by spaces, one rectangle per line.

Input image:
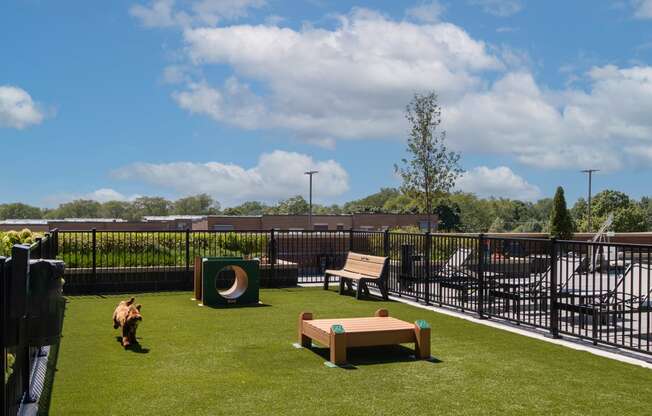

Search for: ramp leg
xmin=330 ymin=325 xmax=347 ymax=365
xmin=298 ymin=312 xmax=313 ymax=347
xmin=414 ymin=320 xmax=431 ymax=359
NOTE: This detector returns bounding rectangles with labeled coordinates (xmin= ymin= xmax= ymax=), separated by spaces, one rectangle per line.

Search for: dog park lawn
xmin=44 ymin=288 xmax=652 ymax=416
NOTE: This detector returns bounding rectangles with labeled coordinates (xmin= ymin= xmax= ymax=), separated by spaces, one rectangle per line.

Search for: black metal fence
xmin=2 ymin=232 xmax=62 ymax=416
xmin=55 ymin=229 xmax=652 ymax=356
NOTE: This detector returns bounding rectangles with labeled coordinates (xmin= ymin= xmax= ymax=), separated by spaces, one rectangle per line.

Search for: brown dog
xmin=112 ymin=297 xmax=142 ymax=348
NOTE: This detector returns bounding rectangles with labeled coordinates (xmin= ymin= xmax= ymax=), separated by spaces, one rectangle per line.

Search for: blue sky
xmin=2 ymin=0 xmax=652 ymax=208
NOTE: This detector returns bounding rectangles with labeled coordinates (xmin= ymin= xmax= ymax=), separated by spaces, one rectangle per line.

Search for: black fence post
xmin=383 ymin=229 xmax=389 ymax=257
xmin=11 ymin=245 xmax=31 ymax=404
xmin=53 ymin=229 xmax=59 ymax=258
xmin=43 ymin=234 xmax=50 ymax=260
xmin=92 ymin=228 xmax=97 ymax=283
xmin=270 ymin=229 xmax=276 ymax=282
xmin=34 ymin=238 xmax=42 ymax=259
xmin=349 ymin=228 xmax=354 ymax=252
xmin=549 ymin=238 xmax=559 ymax=338
xmin=185 ymin=229 xmax=190 ymax=273
xmin=478 ymin=233 xmax=486 ymax=319
xmin=0 ymin=257 xmax=6 ymax=416
xmin=424 ymin=231 xmax=431 ymax=305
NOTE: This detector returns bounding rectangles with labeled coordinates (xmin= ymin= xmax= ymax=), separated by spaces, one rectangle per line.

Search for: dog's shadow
xmin=114 ymin=336 xmax=150 ymax=353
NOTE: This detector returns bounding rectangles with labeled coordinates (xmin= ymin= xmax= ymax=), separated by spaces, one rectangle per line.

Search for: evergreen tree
xmin=549 ymin=186 xmax=574 ymax=239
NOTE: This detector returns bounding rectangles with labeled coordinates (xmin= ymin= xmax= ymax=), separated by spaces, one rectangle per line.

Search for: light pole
xmin=304 ymin=170 xmax=318 ymax=229
xmin=581 ymin=169 xmax=599 ymax=230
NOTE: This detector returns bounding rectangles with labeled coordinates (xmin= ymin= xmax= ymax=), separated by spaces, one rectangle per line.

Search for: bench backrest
xmin=343 ymin=252 xmax=388 ymax=279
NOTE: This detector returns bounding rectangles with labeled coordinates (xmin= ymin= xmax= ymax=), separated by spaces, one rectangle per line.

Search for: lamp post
xmin=581 ymin=169 xmax=599 ymax=230
xmin=304 ymin=170 xmax=318 ymax=229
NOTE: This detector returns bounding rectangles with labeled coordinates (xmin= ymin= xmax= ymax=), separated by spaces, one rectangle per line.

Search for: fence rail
xmin=54 ymin=229 xmax=652 ymax=356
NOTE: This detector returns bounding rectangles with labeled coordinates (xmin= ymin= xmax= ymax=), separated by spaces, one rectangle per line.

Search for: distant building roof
xmin=0 ymin=219 xmax=49 ymax=225
xmin=143 ymin=215 xmax=206 ymax=221
xmin=56 ymin=218 xmax=127 ymax=223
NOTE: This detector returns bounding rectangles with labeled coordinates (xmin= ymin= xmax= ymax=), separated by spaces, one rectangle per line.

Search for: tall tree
xmin=172 ymin=194 xmax=220 ymax=215
xmin=100 ymin=201 xmax=133 ymax=220
xmin=0 ymin=203 xmax=43 ymax=219
xmin=269 ymin=196 xmax=310 ymax=215
xmin=342 ymin=188 xmax=401 ymax=213
xmin=549 ymin=186 xmax=574 ymax=239
xmin=394 ymin=92 xmax=462 ymax=232
xmin=130 ymin=197 xmax=171 ymax=218
xmin=45 ymin=200 xmax=102 ymax=219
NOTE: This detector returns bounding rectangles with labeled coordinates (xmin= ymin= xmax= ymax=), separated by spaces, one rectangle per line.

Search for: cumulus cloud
xmin=130 ymin=0 xmax=265 ymax=28
xmin=111 ymin=150 xmax=349 ymax=205
xmin=456 ymin=166 xmax=541 ymax=201
xmin=0 ymin=85 xmax=44 ymax=129
xmin=176 ymin=9 xmax=501 ymax=142
xmin=406 ymin=1 xmax=445 ymax=23
xmin=468 ymin=0 xmax=523 ymax=17
xmin=85 ymin=188 xmax=140 ymax=203
xmin=131 ymin=6 xmax=652 ymax=171
xmin=633 ymin=0 xmax=652 ymax=18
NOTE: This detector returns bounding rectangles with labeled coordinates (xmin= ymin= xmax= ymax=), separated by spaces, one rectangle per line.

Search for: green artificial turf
xmin=45 ymin=288 xmax=652 ymax=416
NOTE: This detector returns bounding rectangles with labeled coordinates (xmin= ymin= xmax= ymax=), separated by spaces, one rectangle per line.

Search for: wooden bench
xmin=323 ymin=252 xmax=389 ymax=300
xmin=298 ymin=309 xmax=431 ymax=366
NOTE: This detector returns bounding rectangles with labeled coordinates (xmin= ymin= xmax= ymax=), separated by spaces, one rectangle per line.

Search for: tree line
xmin=0 ymin=187 xmax=650 ymax=233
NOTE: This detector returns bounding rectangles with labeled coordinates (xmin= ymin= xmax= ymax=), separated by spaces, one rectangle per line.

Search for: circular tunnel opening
xmin=215 ymin=265 xmax=249 ymax=300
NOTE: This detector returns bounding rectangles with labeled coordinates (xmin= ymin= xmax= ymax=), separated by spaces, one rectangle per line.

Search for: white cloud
xmin=144 ymin=7 xmax=652 ymax=171
xmin=162 ymin=65 xmax=191 ymax=84
xmin=468 ymin=0 xmax=524 ymax=17
xmin=85 ymin=188 xmax=140 ymax=203
xmin=177 ymin=9 xmax=501 ymax=142
xmin=456 ymin=166 xmax=541 ymax=200
xmin=406 ymin=1 xmax=445 ymax=23
xmin=0 ymin=85 xmax=44 ymax=129
xmin=445 ymin=66 xmax=652 ymax=169
xmin=111 ymin=150 xmax=349 ymax=205
xmin=129 ymin=0 xmax=265 ymax=28
xmin=633 ymin=0 xmax=652 ymax=18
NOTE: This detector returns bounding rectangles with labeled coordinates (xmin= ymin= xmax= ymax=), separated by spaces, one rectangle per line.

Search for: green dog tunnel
xmin=196 ymin=257 xmax=260 ymax=306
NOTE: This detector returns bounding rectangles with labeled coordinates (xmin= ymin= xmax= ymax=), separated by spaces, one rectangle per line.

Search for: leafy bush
xmin=5 ymin=353 xmax=15 ymax=383
xmin=0 ymin=229 xmax=42 ymax=256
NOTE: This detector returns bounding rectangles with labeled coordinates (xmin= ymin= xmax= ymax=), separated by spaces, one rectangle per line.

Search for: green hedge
xmin=58 ymin=232 xmax=269 ymax=268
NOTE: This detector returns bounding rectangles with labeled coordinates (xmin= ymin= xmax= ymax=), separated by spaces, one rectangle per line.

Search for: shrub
xmin=549 ymin=186 xmax=574 ymax=239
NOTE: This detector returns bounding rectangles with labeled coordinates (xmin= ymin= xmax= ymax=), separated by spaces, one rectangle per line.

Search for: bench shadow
xmin=327 ymin=288 xmax=393 ymax=303
xmin=114 ymin=336 xmax=150 ymax=353
xmin=201 ymin=302 xmax=272 ymax=310
xmin=308 ymin=344 xmax=442 ymax=368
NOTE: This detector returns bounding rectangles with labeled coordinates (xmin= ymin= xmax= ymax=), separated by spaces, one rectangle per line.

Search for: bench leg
xmin=330 ymin=329 xmax=347 ymax=365
xmin=323 ymin=274 xmax=330 ymax=290
xmin=346 ymin=279 xmax=353 ymax=292
xmin=298 ymin=312 xmax=313 ymax=348
xmin=339 ymin=277 xmax=346 ymax=295
xmin=378 ymin=280 xmax=389 ymax=301
xmin=414 ymin=323 xmax=431 ymax=360
xmin=356 ymin=280 xmax=363 ymax=299
xmin=362 ymin=280 xmax=370 ymax=296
